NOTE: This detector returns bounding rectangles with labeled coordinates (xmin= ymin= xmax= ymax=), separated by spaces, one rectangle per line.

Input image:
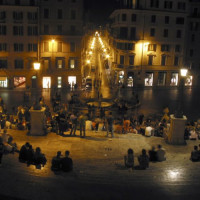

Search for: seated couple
xmin=148 ymin=145 xmax=166 ymax=162
xmin=124 ymin=148 xmax=149 ymax=170
xmin=51 ymin=150 xmax=73 ymax=172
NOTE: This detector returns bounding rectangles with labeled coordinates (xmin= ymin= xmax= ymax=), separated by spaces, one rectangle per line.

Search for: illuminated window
xmin=145 ymin=72 xmax=153 ymax=86
xmin=148 ymin=44 xmax=156 ymax=51
xmin=43 ymin=77 xmax=51 ymax=88
xmin=0 ymin=77 xmax=7 ymax=88
xmin=69 ymin=58 xmax=77 ymax=69
xmin=57 ymin=77 xmax=62 ymax=88
xmin=14 ymin=77 xmax=26 ymax=88
xmin=57 ymin=59 xmax=63 ymax=68
xmin=68 ymin=76 xmax=76 ymax=88
xmin=185 ymin=76 xmax=193 ymax=86
xmin=170 ymin=73 xmax=178 ymax=86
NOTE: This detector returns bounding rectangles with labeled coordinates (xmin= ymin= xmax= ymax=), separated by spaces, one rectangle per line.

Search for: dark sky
xmin=84 ymin=0 xmax=115 ymax=25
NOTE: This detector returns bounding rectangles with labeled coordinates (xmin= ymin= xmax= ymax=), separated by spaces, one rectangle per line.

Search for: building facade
xmin=0 ymin=0 xmax=84 ymax=89
xmin=105 ymin=0 xmax=200 ymax=87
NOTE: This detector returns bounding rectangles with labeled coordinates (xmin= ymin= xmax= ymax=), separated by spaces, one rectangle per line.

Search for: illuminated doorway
xmin=0 ymin=77 xmax=7 ymax=88
xmin=145 ymin=72 xmax=153 ymax=86
xmin=68 ymin=76 xmax=76 ymax=88
xmin=170 ymin=73 xmax=178 ymax=86
xmin=43 ymin=77 xmax=51 ymax=88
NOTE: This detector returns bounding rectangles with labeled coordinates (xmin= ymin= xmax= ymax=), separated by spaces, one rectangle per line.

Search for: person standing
xmin=106 ymin=112 xmax=114 ymax=138
xmin=79 ymin=113 xmax=87 ymax=138
xmin=70 ymin=113 xmax=77 ymax=136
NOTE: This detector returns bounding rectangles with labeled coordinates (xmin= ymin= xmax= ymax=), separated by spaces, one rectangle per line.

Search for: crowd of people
xmin=0 ymin=93 xmax=199 ymax=173
xmin=124 ymin=144 xmax=166 ymax=170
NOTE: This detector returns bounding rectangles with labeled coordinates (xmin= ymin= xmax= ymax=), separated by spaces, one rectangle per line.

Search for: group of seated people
xmin=184 ymin=121 xmax=200 ymax=140
xmin=124 ymin=144 xmax=166 ymax=170
xmin=0 ymin=129 xmax=18 ymax=153
xmin=190 ymin=144 xmax=200 ymax=162
xmin=51 ymin=150 xmax=73 ymax=172
xmin=19 ymin=142 xmax=47 ymax=168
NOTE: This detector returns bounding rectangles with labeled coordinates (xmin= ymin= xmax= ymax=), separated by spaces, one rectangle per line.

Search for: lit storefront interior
xmin=127 ymin=72 xmax=134 ymax=87
xmin=0 ymin=77 xmax=7 ymax=88
xmin=43 ymin=77 xmax=51 ymax=88
xmin=14 ymin=77 xmax=26 ymax=88
xmin=185 ymin=76 xmax=193 ymax=86
xmin=68 ymin=76 xmax=76 ymax=88
xmin=118 ymin=71 xmax=124 ymax=85
xmin=145 ymin=72 xmax=153 ymax=86
xmin=170 ymin=72 xmax=178 ymax=86
xmin=57 ymin=77 xmax=62 ymax=88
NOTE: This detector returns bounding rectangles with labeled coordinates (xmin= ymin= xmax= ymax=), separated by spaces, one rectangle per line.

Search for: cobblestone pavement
xmin=0 ymin=129 xmax=200 ymax=200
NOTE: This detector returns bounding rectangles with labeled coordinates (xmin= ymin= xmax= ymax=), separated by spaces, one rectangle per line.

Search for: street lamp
xmin=33 ymin=62 xmax=41 ymax=110
xmin=175 ymin=68 xmax=188 ymax=118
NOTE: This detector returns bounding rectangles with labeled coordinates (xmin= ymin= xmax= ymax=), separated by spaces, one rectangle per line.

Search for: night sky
xmin=84 ymin=0 xmax=115 ymax=25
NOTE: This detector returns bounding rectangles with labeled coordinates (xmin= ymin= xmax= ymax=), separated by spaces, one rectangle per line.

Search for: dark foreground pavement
xmin=0 ymin=129 xmax=200 ymax=200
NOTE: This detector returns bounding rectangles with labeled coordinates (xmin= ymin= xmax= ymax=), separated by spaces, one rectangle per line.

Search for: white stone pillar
xmin=29 ymin=107 xmax=46 ymax=136
xmin=167 ymin=114 xmax=187 ymax=145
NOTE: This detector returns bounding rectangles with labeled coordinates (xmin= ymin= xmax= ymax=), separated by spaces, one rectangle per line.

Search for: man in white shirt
xmin=145 ymin=126 xmax=153 ymax=137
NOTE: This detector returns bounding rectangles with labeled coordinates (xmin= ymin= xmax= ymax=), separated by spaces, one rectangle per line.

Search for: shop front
xmin=127 ymin=72 xmax=134 ymax=87
xmin=43 ymin=77 xmax=51 ymax=88
xmin=118 ymin=71 xmax=124 ymax=86
xmin=157 ymin=72 xmax=166 ymax=86
xmin=68 ymin=76 xmax=76 ymax=88
xmin=185 ymin=76 xmax=193 ymax=86
xmin=145 ymin=72 xmax=153 ymax=86
xmin=14 ymin=77 xmax=26 ymax=88
xmin=170 ymin=72 xmax=178 ymax=86
xmin=0 ymin=77 xmax=7 ymax=88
